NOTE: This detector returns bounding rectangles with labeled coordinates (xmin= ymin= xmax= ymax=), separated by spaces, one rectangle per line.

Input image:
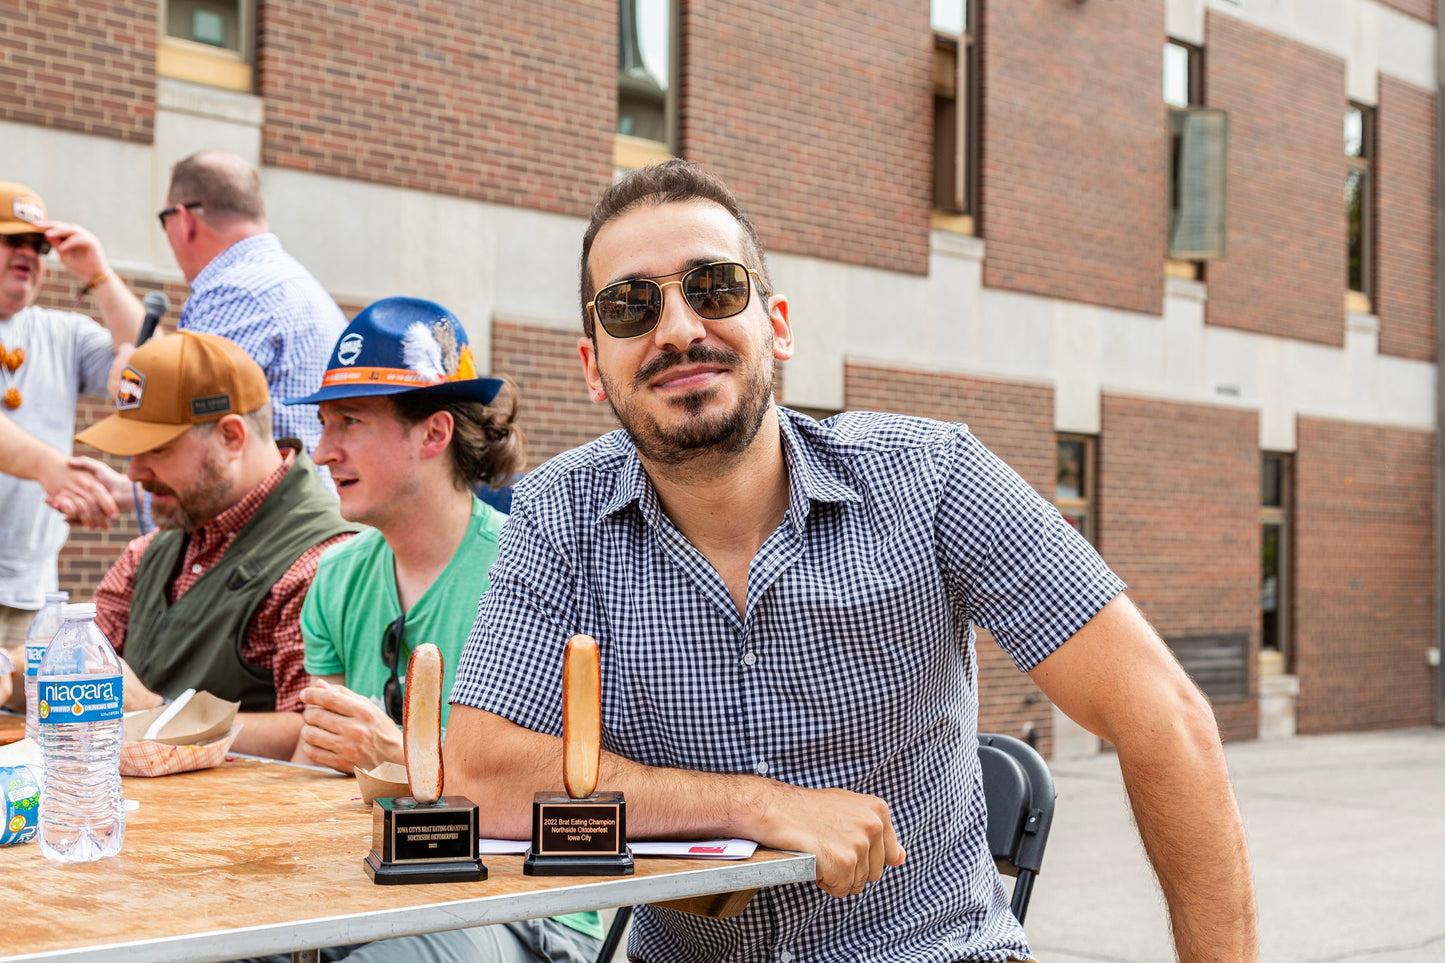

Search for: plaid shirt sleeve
xmin=92 ymin=531 xmax=159 ymax=656
xmin=242 ymin=532 xmax=352 ymax=712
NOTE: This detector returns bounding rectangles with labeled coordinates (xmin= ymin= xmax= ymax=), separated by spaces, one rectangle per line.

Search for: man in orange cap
xmin=0 ymin=181 xmax=144 ymax=661
xmin=77 ymin=331 xmax=358 ymax=759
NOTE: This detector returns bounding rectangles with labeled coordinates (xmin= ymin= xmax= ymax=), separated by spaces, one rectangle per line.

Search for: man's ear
xmin=768 ymin=293 xmax=793 ymax=362
xmin=214 ymin=413 xmax=249 ymax=453
xmin=579 ymin=336 xmax=608 ymax=404
xmin=418 ymin=410 xmax=454 ymax=459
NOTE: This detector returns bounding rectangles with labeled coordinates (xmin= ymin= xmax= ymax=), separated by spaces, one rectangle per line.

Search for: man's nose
xmin=652 ymin=280 xmax=706 ymax=352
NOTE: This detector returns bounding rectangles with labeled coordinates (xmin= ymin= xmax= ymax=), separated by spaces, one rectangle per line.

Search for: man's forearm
xmin=1118 ymin=702 xmax=1258 ymax=960
xmin=0 ymin=413 xmax=65 ymax=482
xmin=233 ymin=710 xmax=304 ymax=760
xmin=91 ymin=274 xmax=143 ymax=346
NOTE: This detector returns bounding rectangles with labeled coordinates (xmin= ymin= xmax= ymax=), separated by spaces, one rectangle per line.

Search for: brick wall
xmin=845 ymin=363 xmax=1059 ymax=755
xmin=1294 ymin=417 xmax=1436 ymax=733
xmin=257 ymin=0 xmax=614 ymax=219
xmin=1376 ymin=76 xmax=1437 ymax=362
xmin=0 ymin=0 xmax=156 ymax=143
xmin=1098 ymin=395 xmax=1259 ymax=741
xmin=681 ymin=0 xmax=933 ymax=277
xmin=1376 ymin=0 xmax=1435 ymax=24
xmin=1205 ymin=12 xmax=1346 ymax=346
xmin=980 ymin=0 xmax=1166 ymax=316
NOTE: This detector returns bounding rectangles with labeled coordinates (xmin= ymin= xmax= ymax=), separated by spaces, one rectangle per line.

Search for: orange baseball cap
xmin=77 ymin=332 xmax=269 ymax=456
xmin=0 ymin=182 xmax=47 ymax=235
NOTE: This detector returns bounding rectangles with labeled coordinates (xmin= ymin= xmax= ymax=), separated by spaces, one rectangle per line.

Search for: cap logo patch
xmin=191 ymin=394 xmax=233 ymax=417
xmin=116 ymin=367 xmax=145 ymax=410
xmin=11 ymin=197 xmax=43 ymax=226
xmin=337 ymin=332 xmax=364 ymax=365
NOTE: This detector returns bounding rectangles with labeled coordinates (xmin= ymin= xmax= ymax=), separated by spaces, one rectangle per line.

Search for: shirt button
xmin=755 ymin=760 xmax=770 ymax=775
xmin=742 ymin=652 xmax=757 ymax=667
xmin=190 ymin=564 xmax=203 ymax=574
xmin=779 ymin=952 xmax=794 ymax=962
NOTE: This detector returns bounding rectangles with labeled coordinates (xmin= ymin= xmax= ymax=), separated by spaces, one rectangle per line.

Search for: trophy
xmin=523 ymin=634 xmax=634 ymax=876
xmin=365 ymin=643 xmax=486 ymax=884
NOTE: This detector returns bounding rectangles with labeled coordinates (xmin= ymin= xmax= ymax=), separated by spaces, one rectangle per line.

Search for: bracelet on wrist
xmin=70 ymin=271 xmax=109 ymax=307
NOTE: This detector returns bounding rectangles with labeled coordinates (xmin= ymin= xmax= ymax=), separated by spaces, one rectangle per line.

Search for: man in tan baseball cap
xmin=0 ymin=180 xmax=145 ymax=690
xmin=73 ymin=331 xmax=358 ymax=759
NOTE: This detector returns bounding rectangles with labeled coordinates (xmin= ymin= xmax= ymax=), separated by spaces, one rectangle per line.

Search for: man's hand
xmin=748 ymin=783 xmax=906 ymax=897
xmin=39 ymin=456 xmax=121 ymax=530
xmin=42 ymin=221 xmax=112 ymax=285
xmin=119 ymin=658 xmax=164 ymax=711
xmin=295 ymin=678 xmax=404 ymax=774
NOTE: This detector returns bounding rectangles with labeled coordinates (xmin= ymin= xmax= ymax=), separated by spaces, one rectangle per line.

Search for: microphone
xmin=137 ymin=291 xmax=170 ymax=346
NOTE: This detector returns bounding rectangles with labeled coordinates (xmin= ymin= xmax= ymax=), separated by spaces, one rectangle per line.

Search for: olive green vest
xmin=124 ymin=450 xmax=359 ymax=711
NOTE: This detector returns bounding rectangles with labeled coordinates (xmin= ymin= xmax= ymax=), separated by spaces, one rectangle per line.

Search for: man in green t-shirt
xmin=284 ymin=297 xmax=603 ymax=963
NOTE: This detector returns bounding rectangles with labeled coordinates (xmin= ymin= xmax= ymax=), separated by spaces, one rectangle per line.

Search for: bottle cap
xmin=61 ymin=602 xmax=97 ymax=621
xmin=44 ymin=591 xmax=70 ymax=603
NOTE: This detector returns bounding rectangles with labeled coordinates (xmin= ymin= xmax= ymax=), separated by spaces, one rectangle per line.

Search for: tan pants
xmin=1 ymin=604 xmax=34 ymax=711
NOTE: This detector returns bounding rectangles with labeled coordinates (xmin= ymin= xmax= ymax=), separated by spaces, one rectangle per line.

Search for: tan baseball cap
xmin=0 ymin=182 xmax=47 ymax=235
xmin=77 ymin=332 xmax=269 ymax=456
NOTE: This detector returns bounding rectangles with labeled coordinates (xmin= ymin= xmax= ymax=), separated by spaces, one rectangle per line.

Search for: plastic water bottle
xmin=23 ymin=591 xmax=69 ymax=743
xmin=36 ymin=603 xmax=125 ymax=863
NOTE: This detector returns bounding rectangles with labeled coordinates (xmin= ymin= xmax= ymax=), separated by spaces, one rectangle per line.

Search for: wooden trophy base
xmin=523 ymin=790 xmax=634 ymax=876
xmin=365 ymin=795 xmax=487 ymax=885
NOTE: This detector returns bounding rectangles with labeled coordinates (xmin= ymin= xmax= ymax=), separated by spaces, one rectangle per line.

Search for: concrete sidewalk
xmin=1025 ymin=727 xmax=1445 ymax=962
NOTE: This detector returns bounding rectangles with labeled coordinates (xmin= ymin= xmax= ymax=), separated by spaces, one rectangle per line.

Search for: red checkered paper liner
xmin=119 ymin=726 xmax=242 ymax=777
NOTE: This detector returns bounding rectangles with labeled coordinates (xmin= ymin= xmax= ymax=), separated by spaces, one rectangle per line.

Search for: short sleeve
xmin=300 ymin=561 xmax=346 ymax=678
xmin=73 ymin=315 xmax=117 ymax=399
xmin=936 ymin=428 xmax=1125 ymax=672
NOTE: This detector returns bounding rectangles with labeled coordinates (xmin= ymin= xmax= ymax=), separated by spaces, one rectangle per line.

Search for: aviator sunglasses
xmin=381 ymin=615 xmax=406 ymax=724
xmin=587 ymin=261 xmax=768 ymax=340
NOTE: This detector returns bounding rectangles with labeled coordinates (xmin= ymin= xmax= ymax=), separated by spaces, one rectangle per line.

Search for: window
xmin=1165 ymin=40 xmax=1227 ymax=264
xmin=1261 ymin=454 xmax=1290 ymax=666
xmin=932 ymin=0 xmax=977 ymax=228
xmin=1345 ymin=104 xmax=1373 ymax=306
xmin=1055 ymin=435 xmax=1095 ymax=544
xmin=157 ymin=0 xmax=254 ymax=91
xmin=616 ymin=0 xmax=677 ymax=165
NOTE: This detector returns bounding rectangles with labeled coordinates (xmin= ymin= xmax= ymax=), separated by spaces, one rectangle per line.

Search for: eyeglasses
xmin=381 ymin=615 xmax=406 ymax=725
xmin=1 ymin=233 xmax=51 ymax=256
xmin=156 ymin=202 xmax=200 ymax=229
xmin=587 ymin=261 xmax=767 ymax=340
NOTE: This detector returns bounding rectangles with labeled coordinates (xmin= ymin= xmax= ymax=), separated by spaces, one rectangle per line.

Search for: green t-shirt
xmin=301 ymin=498 xmax=602 ymax=941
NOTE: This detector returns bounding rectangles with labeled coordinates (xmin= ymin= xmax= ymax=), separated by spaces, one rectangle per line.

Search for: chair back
xmin=977 ymin=732 xmax=1056 ymax=923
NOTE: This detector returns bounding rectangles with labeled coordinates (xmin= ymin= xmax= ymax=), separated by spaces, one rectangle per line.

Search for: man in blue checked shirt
xmin=150 ymin=149 xmax=347 ymax=471
xmin=446 ymin=161 xmax=1257 ymax=963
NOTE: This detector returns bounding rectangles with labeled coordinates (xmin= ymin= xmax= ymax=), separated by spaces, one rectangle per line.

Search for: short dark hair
xmin=578 ymin=159 xmax=771 ymax=337
xmin=168 ymin=150 xmax=266 ymax=222
xmin=389 ymin=382 xmax=525 ymax=491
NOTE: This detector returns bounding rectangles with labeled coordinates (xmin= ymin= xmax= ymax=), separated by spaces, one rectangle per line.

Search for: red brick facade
xmin=1205 ymin=12 xmax=1346 ymax=346
xmin=1293 ymin=417 xmax=1436 ymax=733
xmin=682 ymin=1 xmax=934 ymax=277
xmin=980 ymin=0 xmax=1167 ymax=316
xmin=1376 ymin=76 xmax=1438 ymax=361
xmin=257 ymin=0 xmax=615 ymax=219
xmin=1098 ymin=395 xmax=1260 ymax=741
xmin=845 ymin=363 xmax=1060 ymax=755
xmin=0 ymin=0 xmax=156 ymax=143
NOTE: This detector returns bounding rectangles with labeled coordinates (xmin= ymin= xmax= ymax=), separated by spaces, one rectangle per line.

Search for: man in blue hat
xmin=284 ymin=297 xmax=602 ymax=963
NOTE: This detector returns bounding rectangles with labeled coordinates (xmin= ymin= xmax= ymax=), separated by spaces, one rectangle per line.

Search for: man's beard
xmin=599 ymin=335 xmax=775 ymax=467
xmin=145 ymin=450 xmax=232 ymax=531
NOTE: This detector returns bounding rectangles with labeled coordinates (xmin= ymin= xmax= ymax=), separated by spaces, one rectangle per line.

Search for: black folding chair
xmin=976 ymin=731 xmax=1056 ymax=923
xmin=596 ymin=906 xmax=631 ymax=963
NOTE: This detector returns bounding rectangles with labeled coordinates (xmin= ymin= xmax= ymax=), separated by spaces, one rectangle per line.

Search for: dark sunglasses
xmin=2 ymin=233 xmax=51 ymax=256
xmin=156 ymin=202 xmax=200 ymax=229
xmin=587 ymin=261 xmax=767 ymax=340
xmin=381 ymin=615 xmax=406 ymax=725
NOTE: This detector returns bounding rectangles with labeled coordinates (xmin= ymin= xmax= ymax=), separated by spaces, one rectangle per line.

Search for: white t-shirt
xmin=0 ymin=305 xmax=114 ymax=610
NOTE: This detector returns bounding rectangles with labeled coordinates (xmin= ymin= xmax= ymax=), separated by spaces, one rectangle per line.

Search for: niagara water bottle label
xmin=0 ymin=766 xmax=40 ymax=846
xmin=37 ymin=676 xmax=123 ymax=724
xmin=25 ymin=645 xmax=45 ymax=678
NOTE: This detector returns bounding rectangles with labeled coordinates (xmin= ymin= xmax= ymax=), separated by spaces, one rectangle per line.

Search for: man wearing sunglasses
xmin=0 ymin=180 xmax=143 ymax=662
xmin=446 ymin=160 xmax=1256 ymax=962
xmin=279 ymin=298 xmax=603 ymax=963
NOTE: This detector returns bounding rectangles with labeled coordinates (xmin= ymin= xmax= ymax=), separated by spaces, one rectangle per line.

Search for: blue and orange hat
xmin=286 ymin=296 xmax=503 ymax=406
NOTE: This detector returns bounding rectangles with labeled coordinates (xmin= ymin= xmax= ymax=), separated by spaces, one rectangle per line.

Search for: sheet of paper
xmin=475 ymin=837 xmax=759 ymax=859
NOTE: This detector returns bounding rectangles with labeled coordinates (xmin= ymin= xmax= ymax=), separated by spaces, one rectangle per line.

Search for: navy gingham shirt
xmin=179 ymin=233 xmax=348 ymax=455
xmin=452 ymin=408 xmax=1125 ymax=963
